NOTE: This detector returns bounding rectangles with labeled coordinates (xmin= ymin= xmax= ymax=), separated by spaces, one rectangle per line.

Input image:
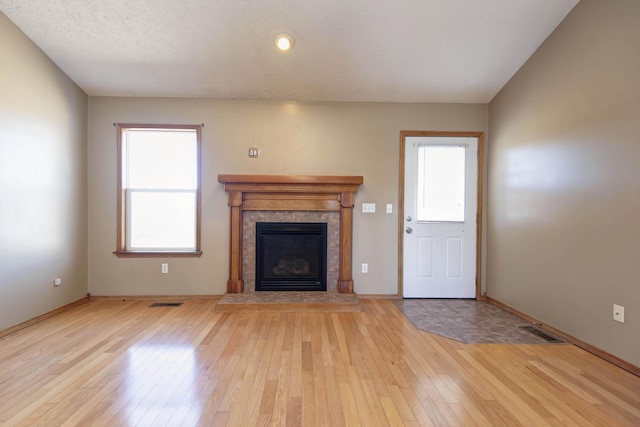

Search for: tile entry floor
xmin=393 ymin=299 xmax=565 ymax=344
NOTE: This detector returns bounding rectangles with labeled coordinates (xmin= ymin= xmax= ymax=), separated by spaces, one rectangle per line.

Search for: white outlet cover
xmin=386 ymin=203 xmax=393 ymax=213
xmin=613 ymin=304 xmax=625 ymax=323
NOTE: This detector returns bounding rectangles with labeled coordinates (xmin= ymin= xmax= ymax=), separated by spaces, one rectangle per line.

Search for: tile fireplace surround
xmin=218 ymin=175 xmax=364 ymax=294
xmin=244 ymin=211 xmax=339 ymax=293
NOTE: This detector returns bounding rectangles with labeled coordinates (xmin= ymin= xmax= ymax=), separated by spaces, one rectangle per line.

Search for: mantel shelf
xmin=218 ymin=175 xmax=363 ymax=195
xmin=218 ymin=174 xmax=364 ymax=185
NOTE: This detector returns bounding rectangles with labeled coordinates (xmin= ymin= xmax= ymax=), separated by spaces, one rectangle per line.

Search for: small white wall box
xmin=362 ymin=203 xmax=376 ymax=213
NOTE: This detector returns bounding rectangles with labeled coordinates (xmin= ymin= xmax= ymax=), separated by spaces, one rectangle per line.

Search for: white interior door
xmin=403 ymin=136 xmax=478 ymax=298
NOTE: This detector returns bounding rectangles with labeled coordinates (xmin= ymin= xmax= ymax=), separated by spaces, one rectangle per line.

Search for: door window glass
xmin=417 ymin=145 xmax=466 ymax=222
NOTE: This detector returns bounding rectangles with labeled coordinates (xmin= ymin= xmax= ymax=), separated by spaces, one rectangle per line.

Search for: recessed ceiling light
xmin=274 ymin=33 xmax=294 ymax=52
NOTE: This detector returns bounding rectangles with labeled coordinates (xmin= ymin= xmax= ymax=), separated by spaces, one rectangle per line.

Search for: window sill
xmin=113 ymin=251 xmax=203 ymax=258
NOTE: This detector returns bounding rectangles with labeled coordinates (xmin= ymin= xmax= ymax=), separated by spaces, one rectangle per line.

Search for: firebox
xmin=255 ymin=222 xmax=327 ymax=291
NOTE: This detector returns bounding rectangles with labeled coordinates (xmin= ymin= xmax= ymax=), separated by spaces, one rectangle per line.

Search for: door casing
xmin=398 ymin=131 xmax=485 ymax=299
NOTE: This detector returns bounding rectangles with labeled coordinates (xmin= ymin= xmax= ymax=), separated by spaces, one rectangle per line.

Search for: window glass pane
xmin=417 ymin=145 xmax=466 ymax=222
xmin=127 ymin=130 xmax=197 ymax=190
xmin=128 ymin=191 xmax=196 ymax=250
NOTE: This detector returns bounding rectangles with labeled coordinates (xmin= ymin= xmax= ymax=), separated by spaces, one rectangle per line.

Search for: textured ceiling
xmin=0 ymin=0 xmax=579 ymax=103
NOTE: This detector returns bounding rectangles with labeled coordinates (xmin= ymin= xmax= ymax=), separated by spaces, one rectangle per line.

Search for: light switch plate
xmin=386 ymin=204 xmax=393 ymax=213
xmin=362 ymin=203 xmax=376 ymax=213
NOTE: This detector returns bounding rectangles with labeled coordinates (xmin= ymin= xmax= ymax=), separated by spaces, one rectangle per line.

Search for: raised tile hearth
xmin=215 ymin=291 xmax=361 ymax=312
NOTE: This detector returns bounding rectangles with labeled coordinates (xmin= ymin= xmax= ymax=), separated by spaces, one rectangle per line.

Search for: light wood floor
xmin=0 ymin=299 xmax=638 ymax=426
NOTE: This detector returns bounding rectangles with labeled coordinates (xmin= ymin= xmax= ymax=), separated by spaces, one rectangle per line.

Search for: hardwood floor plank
xmin=210 ymin=410 xmax=230 ymax=427
xmin=398 ymin=387 xmax=437 ymax=426
xmin=380 ymin=395 xmax=405 ymax=425
xmin=271 ymin=347 xmax=292 ymax=426
xmin=336 ymin=381 xmax=361 ymax=426
xmin=0 ymin=299 xmax=638 ymax=426
xmin=323 ymin=365 xmax=347 ymax=426
xmin=520 ymin=380 xmax=599 ymax=427
xmin=457 ymin=350 xmax=554 ymax=426
xmin=286 ymin=396 xmax=302 ymax=427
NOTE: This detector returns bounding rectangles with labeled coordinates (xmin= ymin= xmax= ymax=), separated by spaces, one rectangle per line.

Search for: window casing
xmin=115 ymin=124 xmax=202 ymax=257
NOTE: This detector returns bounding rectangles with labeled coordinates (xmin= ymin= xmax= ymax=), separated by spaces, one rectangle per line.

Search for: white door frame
xmin=398 ymin=131 xmax=485 ymax=299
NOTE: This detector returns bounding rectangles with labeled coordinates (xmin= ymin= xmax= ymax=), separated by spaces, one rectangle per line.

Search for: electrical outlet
xmin=362 ymin=263 xmax=368 ymax=273
xmin=362 ymin=203 xmax=376 ymax=213
xmin=161 ymin=263 xmax=169 ymax=274
xmin=613 ymin=304 xmax=624 ymax=323
xmin=53 ymin=278 xmax=62 ymax=286
xmin=248 ymin=147 xmax=260 ymax=158
xmin=386 ymin=204 xmax=393 ymax=214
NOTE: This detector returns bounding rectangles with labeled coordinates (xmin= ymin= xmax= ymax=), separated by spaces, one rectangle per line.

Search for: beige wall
xmin=0 ymin=12 xmax=88 ymax=330
xmin=488 ymin=0 xmax=640 ymax=366
xmin=87 ymin=98 xmax=487 ymax=296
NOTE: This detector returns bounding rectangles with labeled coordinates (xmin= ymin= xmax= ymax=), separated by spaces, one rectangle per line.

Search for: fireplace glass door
xmin=255 ymin=222 xmax=327 ymax=291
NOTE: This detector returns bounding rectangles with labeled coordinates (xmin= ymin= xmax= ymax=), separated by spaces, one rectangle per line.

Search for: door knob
xmin=405 ymin=227 xmax=413 ymax=234
xmin=406 ymin=216 xmax=412 ymax=222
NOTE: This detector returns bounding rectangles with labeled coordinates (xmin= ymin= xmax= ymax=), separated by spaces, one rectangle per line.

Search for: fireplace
xmin=217 ymin=175 xmax=363 ymax=293
xmin=255 ymin=222 xmax=327 ymax=291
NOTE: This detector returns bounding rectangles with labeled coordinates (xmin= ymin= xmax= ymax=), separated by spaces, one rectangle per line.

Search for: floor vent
xmin=519 ymin=326 xmax=563 ymax=343
xmin=149 ymin=302 xmax=183 ymax=307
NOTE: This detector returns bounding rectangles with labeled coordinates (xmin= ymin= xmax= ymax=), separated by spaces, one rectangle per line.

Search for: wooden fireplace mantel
xmin=218 ymin=175 xmax=364 ymax=294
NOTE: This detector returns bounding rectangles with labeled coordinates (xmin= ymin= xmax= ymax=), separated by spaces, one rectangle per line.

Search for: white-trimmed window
xmin=115 ymin=124 xmax=202 ymax=257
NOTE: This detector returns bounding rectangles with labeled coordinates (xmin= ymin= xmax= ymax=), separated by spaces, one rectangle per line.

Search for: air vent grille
xmin=149 ymin=302 xmax=183 ymax=307
xmin=519 ymin=326 xmax=563 ymax=343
